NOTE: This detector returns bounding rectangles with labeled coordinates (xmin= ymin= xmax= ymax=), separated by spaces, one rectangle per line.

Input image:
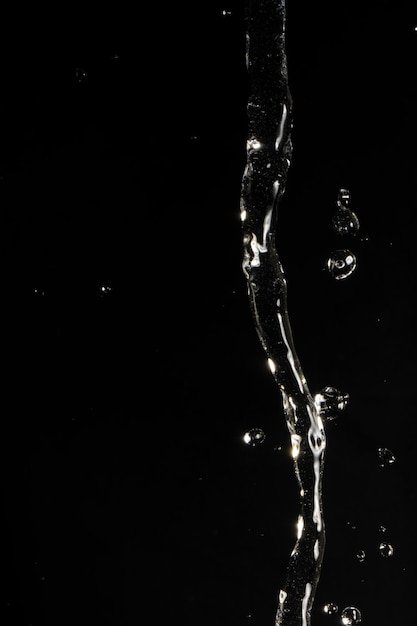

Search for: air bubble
xmin=341 ymin=606 xmax=362 ymax=625
xmin=243 ymin=428 xmax=265 ymax=446
xmin=323 ymin=602 xmax=338 ymax=615
xmin=378 ymin=447 xmax=396 ymax=467
xmin=379 ymin=542 xmax=394 ymax=558
xmin=314 ymin=386 xmax=349 ymax=421
xmin=326 ymin=250 xmax=357 ymax=280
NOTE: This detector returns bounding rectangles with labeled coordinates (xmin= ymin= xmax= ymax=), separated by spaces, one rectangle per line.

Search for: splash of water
xmin=240 ymin=2 xmax=326 ymax=625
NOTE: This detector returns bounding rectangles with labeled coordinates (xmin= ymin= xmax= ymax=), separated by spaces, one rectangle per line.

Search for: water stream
xmin=240 ymin=2 xmax=326 ymax=624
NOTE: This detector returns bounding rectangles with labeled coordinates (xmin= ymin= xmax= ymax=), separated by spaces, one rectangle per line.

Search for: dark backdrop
xmin=1 ymin=1 xmax=416 ymax=625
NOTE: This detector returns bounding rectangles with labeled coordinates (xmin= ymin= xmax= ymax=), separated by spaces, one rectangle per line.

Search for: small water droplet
xmin=332 ymin=207 xmax=360 ymax=236
xmin=356 ymin=549 xmax=366 ymax=562
xmin=379 ymin=542 xmax=394 ymax=558
xmin=341 ymin=606 xmax=362 ymax=625
xmin=314 ymin=386 xmax=349 ymax=420
xmin=99 ymin=284 xmax=112 ymax=297
xmin=243 ymin=428 xmax=265 ymax=446
xmin=75 ymin=67 xmax=88 ymax=83
xmin=337 ymin=188 xmax=351 ymax=207
xmin=221 ymin=8 xmax=233 ymax=17
xmin=378 ymin=447 xmax=396 ymax=467
xmin=326 ymin=249 xmax=357 ymax=280
xmin=323 ymin=602 xmax=338 ymax=615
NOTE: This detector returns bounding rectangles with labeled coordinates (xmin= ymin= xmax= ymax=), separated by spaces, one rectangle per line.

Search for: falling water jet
xmin=240 ymin=2 xmax=326 ymax=625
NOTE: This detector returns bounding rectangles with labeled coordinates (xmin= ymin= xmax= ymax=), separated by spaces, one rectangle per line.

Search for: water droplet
xmin=243 ymin=428 xmax=266 ymax=446
xmin=337 ymin=188 xmax=351 ymax=207
xmin=221 ymin=9 xmax=233 ymax=17
xmin=323 ymin=602 xmax=338 ymax=615
xmin=332 ymin=207 xmax=360 ymax=236
xmin=379 ymin=542 xmax=394 ymax=558
xmin=75 ymin=67 xmax=88 ymax=83
xmin=356 ymin=549 xmax=366 ymax=562
xmin=378 ymin=447 xmax=396 ymax=467
xmin=341 ymin=606 xmax=362 ymax=625
xmin=99 ymin=284 xmax=112 ymax=297
xmin=326 ymin=249 xmax=357 ymax=280
xmin=314 ymin=386 xmax=349 ymax=421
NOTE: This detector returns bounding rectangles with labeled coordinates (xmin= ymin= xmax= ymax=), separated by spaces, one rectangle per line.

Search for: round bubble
xmin=326 ymin=250 xmax=357 ymax=280
xmin=243 ymin=428 xmax=265 ymax=446
xmin=378 ymin=447 xmax=396 ymax=467
xmin=356 ymin=550 xmax=366 ymax=562
xmin=332 ymin=207 xmax=360 ymax=236
xmin=379 ymin=542 xmax=394 ymax=558
xmin=341 ymin=606 xmax=362 ymax=625
xmin=323 ymin=602 xmax=338 ymax=615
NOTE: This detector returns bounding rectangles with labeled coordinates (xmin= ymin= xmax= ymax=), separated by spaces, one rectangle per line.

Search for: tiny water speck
xmin=379 ymin=542 xmax=394 ymax=558
xmin=243 ymin=428 xmax=265 ymax=446
xmin=323 ymin=602 xmax=338 ymax=615
xmin=378 ymin=447 xmax=396 ymax=467
xmin=356 ymin=549 xmax=366 ymax=562
xmin=326 ymin=250 xmax=357 ymax=280
xmin=100 ymin=285 xmax=112 ymax=296
xmin=75 ymin=67 xmax=88 ymax=83
xmin=341 ymin=606 xmax=362 ymax=625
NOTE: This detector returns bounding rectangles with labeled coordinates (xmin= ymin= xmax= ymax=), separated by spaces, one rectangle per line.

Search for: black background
xmin=1 ymin=1 xmax=416 ymax=625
